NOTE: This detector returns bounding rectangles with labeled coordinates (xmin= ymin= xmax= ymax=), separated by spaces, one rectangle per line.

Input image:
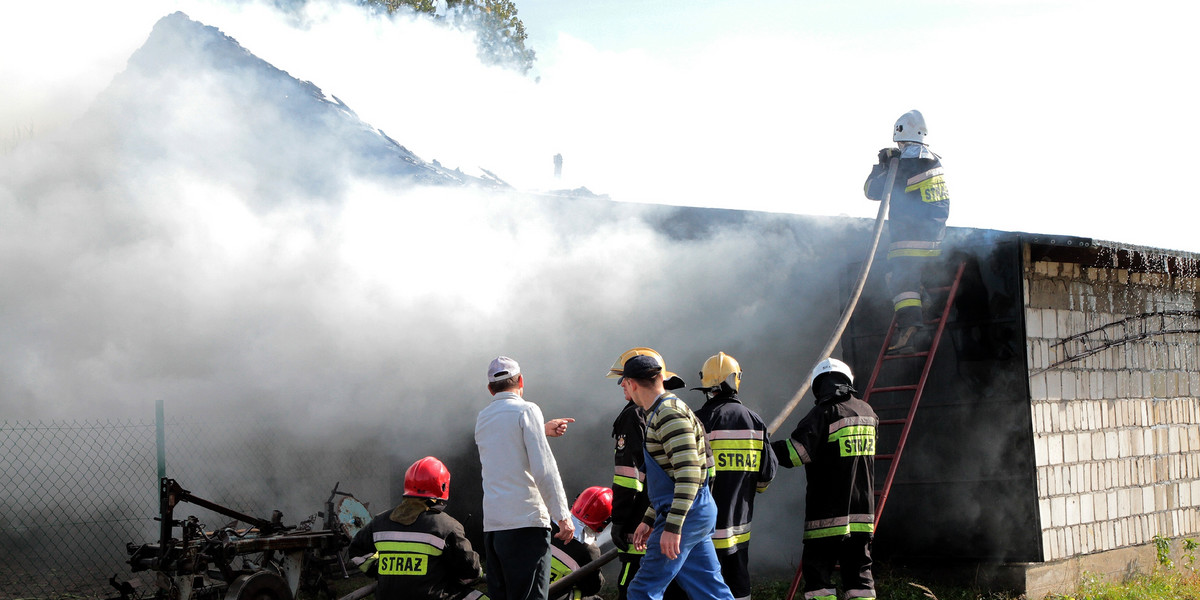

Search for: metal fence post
xmin=157 ymin=399 xmax=166 ymax=480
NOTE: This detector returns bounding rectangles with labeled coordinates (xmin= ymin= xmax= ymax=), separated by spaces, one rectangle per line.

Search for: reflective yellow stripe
xmin=614 ymin=475 xmax=644 ymax=491
xmin=804 ymin=524 xmax=849 ymax=539
xmin=713 ymin=448 xmax=762 ymax=472
xmin=619 ymin=561 xmax=634 ymax=585
xmin=850 ymin=522 xmax=875 ymax=534
xmin=550 ymin=556 xmax=572 ymax=580
xmin=709 ymin=439 xmax=763 ymax=451
xmin=828 ymin=425 xmax=876 ymax=457
xmin=894 ymin=298 xmax=922 ymax=310
xmin=377 ymin=553 xmax=429 ymax=575
xmin=786 ymin=439 xmax=804 ymax=466
xmin=803 ymin=522 xmax=874 ymax=539
xmin=905 ymin=173 xmax=949 ymax=203
xmin=888 ymin=248 xmax=942 ymax=259
xmin=375 ymin=541 xmax=443 ymax=556
xmin=712 ymin=531 xmax=752 ymax=549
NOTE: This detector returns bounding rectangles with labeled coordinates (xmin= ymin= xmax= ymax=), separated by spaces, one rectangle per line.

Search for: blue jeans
xmin=628 ymin=443 xmax=733 ymax=600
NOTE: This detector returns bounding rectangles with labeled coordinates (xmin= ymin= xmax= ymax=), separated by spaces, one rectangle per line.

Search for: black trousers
xmin=716 ymin=545 xmax=751 ymax=600
xmin=484 ymin=528 xmax=551 ymax=600
xmin=800 ymin=533 xmax=875 ymax=600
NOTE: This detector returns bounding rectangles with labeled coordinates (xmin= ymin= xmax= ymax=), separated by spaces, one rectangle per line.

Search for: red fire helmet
xmin=404 ymin=456 xmax=451 ymax=500
xmin=571 ymin=486 xmax=613 ymax=533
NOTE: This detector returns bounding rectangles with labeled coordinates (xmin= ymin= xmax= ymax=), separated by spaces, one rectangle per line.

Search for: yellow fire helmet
xmin=698 ymin=352 xmax=741 ymax=392
xmin=606 ymin=347 xmax=685 ymax=390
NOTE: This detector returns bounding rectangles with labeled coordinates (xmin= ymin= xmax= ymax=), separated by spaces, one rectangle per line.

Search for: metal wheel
xmin=223 ymin=571 xmax=294 ymax=600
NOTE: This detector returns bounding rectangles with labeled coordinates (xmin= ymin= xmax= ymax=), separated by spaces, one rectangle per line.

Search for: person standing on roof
xmin=771 ymin=358 xmax=878 ymax=600
xmin=617 ymin=354 xmax=735 ymax=600
xmin=348 ymin=456 xmax=487 ymax=600
xmin=475 ymin=356 xmax=574 ymax=600
xmin=692 ymin=352 xmax=778 ymax=600
xmin=864 ymin=109 xmax=951 ymax=354
xmin=605 ymin=348 xmax=690 ymax=600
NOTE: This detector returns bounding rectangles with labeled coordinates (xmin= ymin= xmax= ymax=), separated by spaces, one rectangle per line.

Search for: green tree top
xmin=365 ymin=0 xmax=536 ymax=73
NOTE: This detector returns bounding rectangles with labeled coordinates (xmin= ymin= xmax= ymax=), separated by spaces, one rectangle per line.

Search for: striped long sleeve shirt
xmin=641 ymin=393 xmax=715 ymax=534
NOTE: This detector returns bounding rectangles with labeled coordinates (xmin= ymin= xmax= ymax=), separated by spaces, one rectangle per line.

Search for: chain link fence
xmin=1 ymin=413 xmax=389 ymax=599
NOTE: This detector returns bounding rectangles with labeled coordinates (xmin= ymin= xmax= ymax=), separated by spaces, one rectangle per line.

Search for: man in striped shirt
xmin=617 ymin=354 xmax=734 ymax=600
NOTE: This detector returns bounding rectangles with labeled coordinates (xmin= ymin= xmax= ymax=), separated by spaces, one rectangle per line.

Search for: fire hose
xmin=548 ymin=547 xmax=619 ymax=600
xmin=765 ymin=156 xmax=899 ymax=436
xmin=552 ymin=166 xmax=894 ymax=593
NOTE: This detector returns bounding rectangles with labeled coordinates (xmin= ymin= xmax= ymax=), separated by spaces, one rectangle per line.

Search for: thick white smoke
xmin=12 ymin=0 xmax=1190 ymax=580
xmin=1 ymin=3 xmax=871 ymax=575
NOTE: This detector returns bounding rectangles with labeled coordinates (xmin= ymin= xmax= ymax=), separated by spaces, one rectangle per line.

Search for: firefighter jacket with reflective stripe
xmin=550 ymin=529 xmax=604 ymax=600
xmin=864 ymin=143 xmax=950 ymax=243
xmin=348 ymin=503 xmax=483 ymax=600
xmin=694 ymin=391 xmax=779 ymax=553
xmin=611 ymin=401 xmax=650 ymax=553
xmin=772 ymin=393 xmax=878 ymax=540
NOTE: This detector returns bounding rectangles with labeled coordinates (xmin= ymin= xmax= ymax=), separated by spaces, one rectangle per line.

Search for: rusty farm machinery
xmin=106 ymin=477 xmax=372 ymax=600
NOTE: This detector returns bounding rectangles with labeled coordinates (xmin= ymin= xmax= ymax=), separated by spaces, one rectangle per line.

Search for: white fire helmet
xmin=893 ymin=109 xmax=927 ymax=144
xmin=810 ymin=357 xmax=854 ymax=388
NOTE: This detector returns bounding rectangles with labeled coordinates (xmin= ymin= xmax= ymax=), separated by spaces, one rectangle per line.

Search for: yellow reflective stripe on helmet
xmin=894 ymin=297 xmax=922 ymax=310
xmin=374 ymin=541 xmax=443 ymax=556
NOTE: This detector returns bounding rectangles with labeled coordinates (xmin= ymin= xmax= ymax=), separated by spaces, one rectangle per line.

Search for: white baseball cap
xmin=488 ymin=356 xmax=521 ymax=382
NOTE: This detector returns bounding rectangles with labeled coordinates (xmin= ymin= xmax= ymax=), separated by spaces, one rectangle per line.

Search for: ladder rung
xmin=882 ymin=351 xmax=930 ymax=360
xmin=876 ymin=454 xmax=896 ymax=461
xmin=869 ymin=384 xmax=918 ymax=393
xmin=879 ymin=418 xmax=907 ymax=425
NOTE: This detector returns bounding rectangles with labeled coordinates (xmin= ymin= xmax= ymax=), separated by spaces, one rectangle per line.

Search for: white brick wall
xmin=1025 ymin=257 xmax=1200 ymax=560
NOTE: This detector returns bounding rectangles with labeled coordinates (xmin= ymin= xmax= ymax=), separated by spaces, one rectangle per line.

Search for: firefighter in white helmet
xmin=771 ymin=358 xmax=878 ymax=600
xmin=692 ymin=352 xmax=778 ymax=600
xmin=864 ymin=109 xmax=951 ymax=353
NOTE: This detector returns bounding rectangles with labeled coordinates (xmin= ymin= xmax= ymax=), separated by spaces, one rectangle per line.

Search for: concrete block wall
xmin=1024 ymin=255 xmax=1200 ymax=562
